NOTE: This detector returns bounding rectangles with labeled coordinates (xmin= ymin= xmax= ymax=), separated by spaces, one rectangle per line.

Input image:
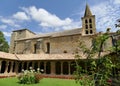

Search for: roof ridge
xmin=15 ymin=28 xmax=82 ymax=41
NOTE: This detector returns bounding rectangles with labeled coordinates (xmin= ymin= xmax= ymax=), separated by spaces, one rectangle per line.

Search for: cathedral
xmin=0 ymin=4 xmax=113 ymax=76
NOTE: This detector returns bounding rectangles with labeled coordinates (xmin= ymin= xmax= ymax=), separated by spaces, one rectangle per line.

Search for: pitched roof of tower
xmin=13 ymin=29 xmax=36 ymax=35
xmin=84 ymin=4 xmax=92 ymax=17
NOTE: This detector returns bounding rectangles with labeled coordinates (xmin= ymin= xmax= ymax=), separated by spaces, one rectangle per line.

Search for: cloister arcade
xmin=0 ymin=60 xmax=76 ymax=75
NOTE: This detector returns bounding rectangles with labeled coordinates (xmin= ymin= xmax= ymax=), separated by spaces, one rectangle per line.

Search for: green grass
xmin=0 ymin=77 xmax=79 ymax=86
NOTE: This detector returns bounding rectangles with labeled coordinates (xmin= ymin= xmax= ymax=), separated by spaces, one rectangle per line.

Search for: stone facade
xmin=10 ymin=31 xmax=96 ymax=54
xmin=9 ymin=29 xmax=36 ymax=54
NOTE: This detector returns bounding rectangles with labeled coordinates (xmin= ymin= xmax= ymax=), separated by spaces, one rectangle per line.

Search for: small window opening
xmin=89 ymin=19 xmax=92 ymax=23
xmin=46 ymin=42 xmax=50 ymax=54
xmin=90 ymin=30 xmax=93 ymax=34
xmin=85 ymin=19 xmax=88 ymax=23
xmin=86 ymin=25 xmax=88 ymax=29
xmin=90 ymin=24 xmax=92 ymax=28
xmin=86 ymin=30 xmax=88 ymax=34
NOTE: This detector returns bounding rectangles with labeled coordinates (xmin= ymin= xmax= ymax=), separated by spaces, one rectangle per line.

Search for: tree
xmin=0 ymin=31 xmax=9 ymax=52
xmin=74 ymin=29 xmax=120 ymax=86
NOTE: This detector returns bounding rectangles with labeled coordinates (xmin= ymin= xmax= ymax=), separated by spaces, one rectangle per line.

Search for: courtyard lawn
xmin=0 ymin=77 xmax=79 ymax=86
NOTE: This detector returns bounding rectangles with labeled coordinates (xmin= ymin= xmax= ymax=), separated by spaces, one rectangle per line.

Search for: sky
xmin=0 ymin=0 xmax=120 ymax=43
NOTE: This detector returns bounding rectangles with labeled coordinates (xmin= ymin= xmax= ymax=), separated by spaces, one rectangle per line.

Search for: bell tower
xmin=81 ymin=4 xmax=96 ymax=35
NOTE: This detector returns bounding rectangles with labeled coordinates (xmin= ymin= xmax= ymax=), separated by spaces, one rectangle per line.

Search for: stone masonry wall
xmin=14 ymin=34 xmax=94 ymax=54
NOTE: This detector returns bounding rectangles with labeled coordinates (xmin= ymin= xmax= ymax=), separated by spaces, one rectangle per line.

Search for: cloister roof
xmin=0 ymin=51 xmax=108 ymax=61
xmin=15 ymin=54 xmax=76 ymax=61
xmin=0 ymin=52 xmax=17 ymax=60
xmin=0 ymin=52 xmax=76 ymax=61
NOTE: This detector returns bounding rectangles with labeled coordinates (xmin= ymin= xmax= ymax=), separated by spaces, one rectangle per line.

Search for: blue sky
xmin=0 ymin=0 xmax=120 ymax=43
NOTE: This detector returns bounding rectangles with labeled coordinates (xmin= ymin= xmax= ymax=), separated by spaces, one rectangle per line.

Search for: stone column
xmin=15 ymin=62 xmax=18 ymax=74
xmin=0 ymin=60 xmax=2 ymax=73
xmin=32 ymin=62 xmax=34 ymax=69
xmin=10 ymin=61 xmax=14 ymax=73
xmin=26 ymin=62 xmax=29 ymax=70
xmin=38 ymin=62 xmax=40 ymax=69
xmin=44 ymin=62 xmax=46 ymax=74
xmin=61 ymin=61 xmax=63 ymax=75
xmin=21 ymin=62 xmax=24 ymax=70
xmin=5 ymin=61 xmax=9 ymax=73
xmin=51 ymin=61 xmax=55 ymax=75
xmin=68 ymin=61 xmax=71 ymax=75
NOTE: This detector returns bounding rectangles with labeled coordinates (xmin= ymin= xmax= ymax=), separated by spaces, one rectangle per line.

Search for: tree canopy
xmin=0 ymin=31 xmax=9 ymax=52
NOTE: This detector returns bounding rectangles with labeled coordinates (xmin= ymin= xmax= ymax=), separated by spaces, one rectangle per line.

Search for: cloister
xmin=0 ymin=60 xmax=76 ymax=75
xmin=0 ymin=52 xmax=76 ymax=76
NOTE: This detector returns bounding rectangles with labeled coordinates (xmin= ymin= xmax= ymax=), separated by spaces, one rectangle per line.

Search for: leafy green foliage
xmin=74 ymin=30 xmax=120 ymax=86
xmin=0 ymin=31 xmax=9 ymax=52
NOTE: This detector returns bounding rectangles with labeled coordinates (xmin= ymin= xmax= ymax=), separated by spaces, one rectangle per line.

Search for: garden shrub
xmin=17 ymin=67 xmax=42 ymax=84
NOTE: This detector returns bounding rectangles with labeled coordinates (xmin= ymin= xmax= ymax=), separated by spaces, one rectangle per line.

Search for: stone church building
xmin=0 ymin=4 xmax=113 ymax=76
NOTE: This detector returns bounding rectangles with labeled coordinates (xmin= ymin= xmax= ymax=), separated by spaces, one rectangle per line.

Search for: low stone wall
xmin=40 ymin=74 xmax=75 ymax=79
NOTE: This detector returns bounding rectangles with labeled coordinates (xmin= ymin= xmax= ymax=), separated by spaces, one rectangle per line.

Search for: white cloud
xmin=0 ymin=25 xmax=7 ymax=29
xmin=20 ymin=6 xmax=82 ymax=32
xmin=3 ymin=32 xmax=11 ymax=37
xmin=24 ymin=6 xmax=73 ymax=28
xmin=110 ymin=0 xmax=120 ymax=4
xmin=57 ymin=21 xmax=81 ymax=31
xmin=1 ymin=18 xmax=20 ymax=27
xmin=13 ymin=12 xmax=30 ymax=21
xmin=91 ymin=1 xmax=120 ymax=32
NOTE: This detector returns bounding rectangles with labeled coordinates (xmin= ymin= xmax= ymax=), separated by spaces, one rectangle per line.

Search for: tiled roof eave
xmin=0 ymin=52 xmax=109 ymax=61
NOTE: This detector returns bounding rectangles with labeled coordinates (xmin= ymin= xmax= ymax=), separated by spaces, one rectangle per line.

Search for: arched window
xmin=46 ymin=62 xmax=51 ymax=74
xmin=40 ymin=62 xmax=44 ymax=73
xmin=46 ymin=42 xmax=50 ymax=54
xmin=18 ymin=62 xmax=22 ymax=73
xmin=23 ymin=62 xmax=27 ymax=70
xmin=28 ymin=62 xmax=32 ymax=69
xmin=34 ymin=44 xmax=37 ymax=54
xmin=85 ymin=19 xmax=88 ymax=23
xmin=63 ymin=62 xmax=69 ymax=75
xmin=12 ymin=62 xmax=15 ymax=72
xmin=86 ymin=25 xmax=88 ymax=29
xmin=1 ymin=61 xmax=6 ymax=73
xmin=34 ymin=62 xmax=38 ymax=71
xmin=55 ymin=62 xmax=61 ymax=75
xmin=89 ymin=19 xmax=92 ymax=23
xmin=90 ymin=24 xmax=92 ymax=28
xmin=8 ymin=62 xmax=11 ymax=73
xmin=70 ymin=62 xmax=76 ymax=74
xmin=90 ymin=30 xmax=93 ymax=34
